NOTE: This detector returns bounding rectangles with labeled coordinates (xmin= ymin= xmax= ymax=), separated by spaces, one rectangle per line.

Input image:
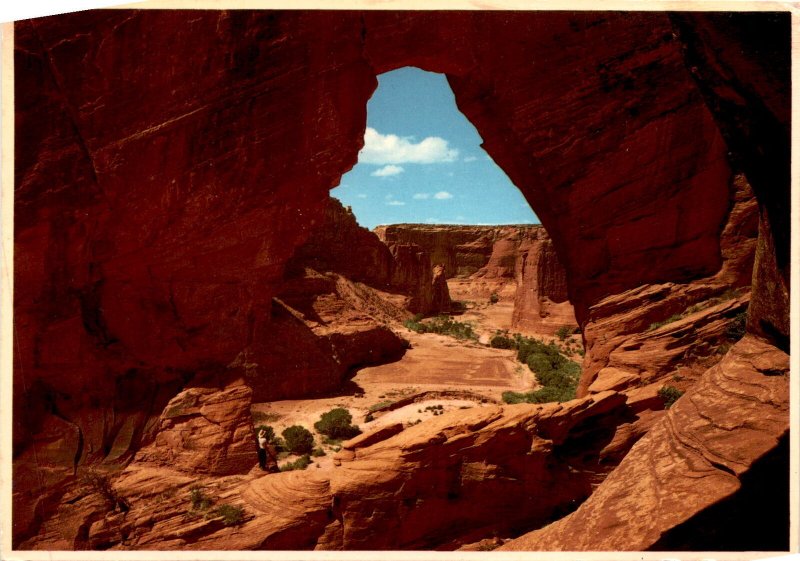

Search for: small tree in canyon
xmin=315 ymin=408 xmax=361 ymax=440
xmin=282 ymin=425 xmax=315 ymax=455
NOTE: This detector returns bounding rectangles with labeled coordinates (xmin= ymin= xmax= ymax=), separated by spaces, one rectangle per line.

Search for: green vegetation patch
xmin=314 ymin=408 xmax=361 ymax=440
xmin=189 ymin=486 xmax=212 ymax=511
xmin=489 ymin=332 xmax=516 ymax=349
xmin=404 ymin=315 xmax=477 ymax=341
xmin=555 ymin=325 xmax=572 ymax=341
xmin=280 ymin=454 xmax=312 ymax=472
xmin=646 ymin=314 xmax=684 ymax=332
xmin=658 ymin=385 xmax=684 ymax=409
xmin=504 ymin=336 xmax=581 ymax=404
xmin=725 ymin=311 xmax=747 ymax=342
xmin=214 ymin=504 xmax=245 ymax=526
xmin=281 ymin=425 xmax=315 ymax=455
xmin=368 ymin=400 xmax=395 ymax=412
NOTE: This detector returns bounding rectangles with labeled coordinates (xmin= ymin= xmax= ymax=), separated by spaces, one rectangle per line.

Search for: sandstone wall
xmin=13 ymin=10 xmax=790 ymax=551
xmin=375 ymin=224 xmax=577 ymax=333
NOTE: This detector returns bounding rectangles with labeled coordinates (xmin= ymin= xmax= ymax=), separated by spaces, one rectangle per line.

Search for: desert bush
xmin=189 ymin=486 xmax=212 ymax=511
xmin=281 ymin=425 xmax=314 ymax=455
xmin=405 ymin=315 xmax=476 ymax=340
xmin=280 ymin=454 xmax=312 ymax=472
xmin=489 ymin=292 xmax=500 ymax=304
xmin=490 ymin=332 xmax=516 ymax=349
xmin=311 ymin=447 xmax=326 ymax=457
xmin=314 ymin=408 xmax=361 ymax=440
xmin=368 ymin=400 xmax=394 ymax=412
xmin=658 ymin=385 xmax=684 ymax=409
xmin=403 ymin=313 xmax=426 ymax=333
xmin=82 ymin=470 xmax=129 ymax=512
xmin=214 ymin=504 xmax=245 ymax=526
xmin=507 ymin=335 xmax=581 ymax=403
xmin=725 ymin=311 xmax=747 ymax=341
xmin=555 ymin=325 xmax=572 ymax=341
xmin=646 ymin=314 xmax=684 ymax=332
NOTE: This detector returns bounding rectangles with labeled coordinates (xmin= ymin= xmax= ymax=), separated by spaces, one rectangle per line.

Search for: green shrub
xmin=314 ymin=408 xmax=361 ymax=440
xmin=658 ymin=385 xmax=684 ymax=409
xmin=214 ymin=504 xmax=245 ymax=526
xmin=311 ymin=447 xmax=326 ymax=457
xmin=364 ymin=413 xmax=374 ymax=422
xmin=189 ymin=486 xmax=212 ymax=511
xmin=489 ymin=292 xmax=500 ymax=304
xmin=490 ymin=333 xmax=516 ymax=349
xmin=647 ymin=314 xmax=684 ymax=332
xmin=281 ymin=425 xmax=314 ymax=455
xmin=502 ymin=384 xmax=577 ymax=405
xmin=403 ymin=313 xmax=427 ymax=333
xmin=725 ymin=311 xmax=747 ymax=341
xmin=506 ymin=335 xmax=581 ymax=404
xmin=368 ymin=400 xmax=394 ymax=412
xmin=450 ymin=300 xmax=468 ymax=313
xmin=280 ymin=454 xmax=312 ymax=472
xmin=555 ymin=326 xmax=572 ymax=341
xmin=81 ymin=470 xmax=129 ymax=512
xmin=405 ymin=315 xmax=477 ymax=340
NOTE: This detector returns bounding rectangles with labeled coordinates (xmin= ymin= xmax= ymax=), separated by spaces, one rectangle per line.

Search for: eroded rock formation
xmin=578 ymin=173 xmax=759 ymax=397
xmin=287 ymin=198 xmax=451 ymax=316
xmin=500 ymin=336 xmax=790 ymax=551
xmin=13 ymin=9 xmax=790 ymax=552
xmin=376 ymin=224 xmax=577 ymax=334
xmin=25 ymin=393 xmax=630 ymax=550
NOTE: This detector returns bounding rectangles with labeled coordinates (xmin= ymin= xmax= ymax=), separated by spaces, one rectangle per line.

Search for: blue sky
xmin=331 ymin=67 xmax=539 ymax=230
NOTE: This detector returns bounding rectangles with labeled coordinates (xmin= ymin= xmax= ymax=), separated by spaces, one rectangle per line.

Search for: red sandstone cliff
xmin=12 ymin=9 xmax=790 ymax=552
xmin=290 ymin=199 xmax=451 ymax=316
xmin=375 ymin=224 xmax=577 ymax=334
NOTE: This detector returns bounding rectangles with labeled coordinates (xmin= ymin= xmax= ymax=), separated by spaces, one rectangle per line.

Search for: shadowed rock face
xmin=13 ymin=9 xmax=790 ymax=551
xmin=499 ymin=335 xmax=789 ymax=551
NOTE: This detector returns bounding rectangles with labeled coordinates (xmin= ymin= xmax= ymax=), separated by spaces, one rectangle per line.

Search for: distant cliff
xmin=375 ymin=223 xmax=577 ymax=334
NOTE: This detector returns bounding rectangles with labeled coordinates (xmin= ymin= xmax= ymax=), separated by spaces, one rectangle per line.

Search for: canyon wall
xmin=13 ymin=9 xmax=790 ymax=551
xmin=375 ymin=224 xmax=577 ymax=334
xmin=285 ymin=198 xmax=450 ymax=315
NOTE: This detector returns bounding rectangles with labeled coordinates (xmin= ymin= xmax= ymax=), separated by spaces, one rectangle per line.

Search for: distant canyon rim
xmin=11 ymin=10 xmax=791 ymax=553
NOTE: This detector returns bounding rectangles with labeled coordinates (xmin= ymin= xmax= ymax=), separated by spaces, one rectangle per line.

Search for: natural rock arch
xmin=13 ymin=9 xmax=789 ymax=550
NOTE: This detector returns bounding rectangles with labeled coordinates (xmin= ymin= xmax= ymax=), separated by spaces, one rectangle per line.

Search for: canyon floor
xmin=250 ymin=296 xmax=571 ymax=472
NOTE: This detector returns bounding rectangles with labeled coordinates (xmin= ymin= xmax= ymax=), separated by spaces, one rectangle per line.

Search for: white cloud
xmin=434 ymin=191 xmax=454 ymax=200
xmin=413 ymin=193 xmax=431 ymax=200
xmin=463 ymin=156 xmax=478 ymax=162
xmin=386 ymin=200 xmax=406 ymax=206
xmin=359 ymin=128 xmax=459 ymax=165
xmin=371 ymin=164 xmax=405 ymax=177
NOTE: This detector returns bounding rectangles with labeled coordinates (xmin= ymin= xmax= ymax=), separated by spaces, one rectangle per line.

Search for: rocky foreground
xmin=13 ymin=10 xmax=790 ymax=552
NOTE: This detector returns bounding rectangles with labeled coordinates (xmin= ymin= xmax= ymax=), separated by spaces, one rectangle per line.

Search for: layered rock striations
xmin=287 ymin=199 xmax=451 ymax=316
xmin=578 ymin=173 xmax=759 ymax=397
xmin=13 ymin=9 xmax=790 ymax=551
xmin=26 ymin=393 xmax=632 ymax=550
xmin=500 ymin=335 xmax=790 ymax=551
xmin=512 ymin=229 xmax=577 ymax=335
